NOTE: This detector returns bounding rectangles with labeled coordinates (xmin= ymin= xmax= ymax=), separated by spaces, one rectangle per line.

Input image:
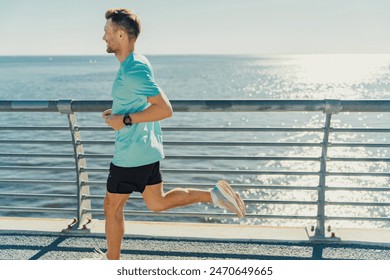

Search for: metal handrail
xmin=0 ymin=99 xmax=389 ymax=239
xmin=1 ymin=99 xmax=390 ymax=112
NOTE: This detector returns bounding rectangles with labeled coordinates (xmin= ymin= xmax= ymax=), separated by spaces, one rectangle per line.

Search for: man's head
xmin=103 ymin=8 xmax=141 ymax=54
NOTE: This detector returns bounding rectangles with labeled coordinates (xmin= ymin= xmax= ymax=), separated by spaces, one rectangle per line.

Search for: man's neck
xmin=115 ymin=45 xmax=135 ymax=63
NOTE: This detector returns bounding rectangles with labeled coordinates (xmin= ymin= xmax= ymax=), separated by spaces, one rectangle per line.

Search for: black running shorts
xmin=106 ymin=161 xmax=162 ymax=194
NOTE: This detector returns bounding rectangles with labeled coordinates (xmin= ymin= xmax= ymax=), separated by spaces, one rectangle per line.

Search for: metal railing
xmin=0 ymin=99 xmax=390 ymax=240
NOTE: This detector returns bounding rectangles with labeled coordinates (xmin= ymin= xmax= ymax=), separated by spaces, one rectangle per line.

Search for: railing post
xmin=310 ymin=99 xmax=342 ymax=242
xmin=57 ymin=100 xmax=92 ymax=233
xmin=312 ymin=113 xmax=332 ymax=240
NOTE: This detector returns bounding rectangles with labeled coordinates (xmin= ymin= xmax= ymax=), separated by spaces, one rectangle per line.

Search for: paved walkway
xmin=1 ymin=217 xmax=390 ymax=260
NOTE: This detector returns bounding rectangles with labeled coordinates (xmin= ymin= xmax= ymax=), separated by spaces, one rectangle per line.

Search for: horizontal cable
xmin=164 ymin=141 xmax=321 ymax=147
xmin=83 ymin=195 xmax=315 ymax=206
xmin=0 ymin=206 xmax=75 ymax=213
xmin=245 ymin=199 xmax=316 ymax=205
xmin=84 ymin=181 xmax=319 ymax=191
xmin=0 ymin=193 xmax=76 ymax=199
xmin=331 ymin=128 xmax=390 ymax=133
xmin=163 ymin=183 xmax=319 ymax=190
xmin=4 ymin=153 xmax=389 ymax=163
xmin=51 ymin=153 xmax=390 ymax=163
xmin=166 ymin=155 xmax=319 ymax=161
xmin=328 ymin=172 xmax=390 ymax=177
xmin=80 ymin=154 xmax=320 ymax=162
xmin=0 ymin=126 xmax=69 ymax=131
xmin=79 ymin=126 xmax=324 ymax=132
xmin=77 ymin=126 xmax=110 ymax=131
xmin=0 ymin=153 xmax=74 ymax=158
xmin=0 ymin=179 xmax=75 ymax=185
xmin=27 ymin=125 xmax=390 ymax=133
xmin=80 ymin=154 xmax=118 ymax=159
xmin=162 ymin=169 xmax=319 ymax=176
xmin=82 ymin=167 xmax=319 ymax=176
xmin=0 ymin=166 xmax=75 ymax=171
xmin=80 ymin=154 xmax=390 ymax=162
xmin=326 ymin=216 xmax=390 ymax=222
xmin=326 ymin=201 xmax=390 ymax=207
xmin=83 ymin=185 xmax=390 ymax=195
xmin=162 ymin=127 xmax=323 ymax=132
xmin=4 ymin=139 xmax=386 ymax=148
xmin=326 ymin=187 xmax=390 ymax=192
xmin=84 ymin=209 xmax=316 ymax=220
xmin=329 ymin=157 xmax=390 ymax=162
xmin=330 ymin=143 xmax=390 ymax=148
xmin=79 ymin=140 xmax=322 ymax=147
xmin=80 ymin=140 xmax=114 ymax=145
xmin=0 ymin=140 xmax=71 ymax=145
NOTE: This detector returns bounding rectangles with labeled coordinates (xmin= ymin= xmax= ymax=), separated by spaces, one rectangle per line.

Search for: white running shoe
xmin=83 ymin=248 xmax=108 ymax=260
xmin=211 ymin=180 xmax=246 ymax=218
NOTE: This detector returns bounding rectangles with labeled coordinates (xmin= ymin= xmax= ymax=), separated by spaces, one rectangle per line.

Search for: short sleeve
xmin=123 ymin=62 xmax=161 ymax=97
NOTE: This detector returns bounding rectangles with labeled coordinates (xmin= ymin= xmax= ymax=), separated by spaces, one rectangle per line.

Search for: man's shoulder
xmin=122 ymin=54 xmax=153 ymax=81
xmin=124 ymin=54 xmax=151 ymax=71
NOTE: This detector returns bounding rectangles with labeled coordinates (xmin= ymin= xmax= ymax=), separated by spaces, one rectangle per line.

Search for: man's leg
xmin=142 ymin=181 xmax=246 ymax=217
xmin=104 ymin=192 xmax=130 ymax=260
xmin=142 ymin=182 xmax=212 ymax=212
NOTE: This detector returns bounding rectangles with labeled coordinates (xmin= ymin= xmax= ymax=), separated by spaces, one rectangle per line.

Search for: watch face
xmin=124 ymin=116 xmax=132 ymax=125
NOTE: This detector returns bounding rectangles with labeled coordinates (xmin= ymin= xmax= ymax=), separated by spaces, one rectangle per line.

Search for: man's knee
xmin=103 ymin=198 xmax=111 ymax=213
xmin=145 ymin=199 xmax=166 ymax=212
xmin=142 ymin=184 xmax=167 ymax=212
xmin=104 ymin=196 xmax=125 ymax=217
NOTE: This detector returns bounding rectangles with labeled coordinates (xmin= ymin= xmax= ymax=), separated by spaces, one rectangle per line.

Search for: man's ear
xmin=118 ymin=29 xmax=125 ymax=39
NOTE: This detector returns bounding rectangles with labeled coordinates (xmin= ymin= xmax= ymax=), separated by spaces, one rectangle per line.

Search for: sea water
xmin=0 ymin=54 xmax=390 ymax=228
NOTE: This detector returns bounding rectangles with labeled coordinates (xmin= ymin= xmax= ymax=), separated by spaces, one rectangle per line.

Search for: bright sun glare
xmin=293 ymin=54 xmax=390 ymax=84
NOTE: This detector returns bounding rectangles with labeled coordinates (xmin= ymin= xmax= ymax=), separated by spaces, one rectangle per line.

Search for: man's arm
xmin=132 ymin=91 xmax=173 ymax=124
xmin=104 ymin=91 xmax=173 ymax=130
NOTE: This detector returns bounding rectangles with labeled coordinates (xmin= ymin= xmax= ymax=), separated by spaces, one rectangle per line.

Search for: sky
xmin=0 ymin=0 xmax=389 ymax=55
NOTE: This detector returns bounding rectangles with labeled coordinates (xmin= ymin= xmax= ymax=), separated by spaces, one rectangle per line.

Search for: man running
xmin=92 ymin=8 xmax=245 ymax=260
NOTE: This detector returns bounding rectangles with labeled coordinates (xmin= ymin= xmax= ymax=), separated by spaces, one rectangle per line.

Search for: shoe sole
xmin=216 ymin=180 xmax=246 ymax=218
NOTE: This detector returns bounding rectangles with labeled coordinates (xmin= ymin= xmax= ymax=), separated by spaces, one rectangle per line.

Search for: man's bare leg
xmin=142 ymin=182 xmax=212 ymax=212
xmin=104 ymin=192 xmax=130 ymax=260
xmin=142 ymin=181 xmax=246 ymax=217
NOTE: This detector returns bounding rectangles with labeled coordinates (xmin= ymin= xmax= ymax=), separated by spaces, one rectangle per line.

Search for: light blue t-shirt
xmin=111 ymin=53 xmax=164 ymax=167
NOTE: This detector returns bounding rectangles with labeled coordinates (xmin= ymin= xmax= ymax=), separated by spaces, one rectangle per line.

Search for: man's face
xmin=103 ymin=19 xmax=120 ymax=54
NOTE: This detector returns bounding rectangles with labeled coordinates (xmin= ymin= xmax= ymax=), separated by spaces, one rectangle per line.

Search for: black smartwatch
xmin=123 ymin=113 xmax=133 ymax=126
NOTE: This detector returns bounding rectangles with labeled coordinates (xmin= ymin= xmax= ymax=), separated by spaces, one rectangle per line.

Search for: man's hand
xmin=102 ymin=109 xmax=125 ymax=131
xmin=102 ymin=109 xmax=112 ymax=120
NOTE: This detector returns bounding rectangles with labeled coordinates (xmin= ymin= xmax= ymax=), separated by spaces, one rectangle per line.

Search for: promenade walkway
xmin=1 ymin=217 xmax=390 ymax=260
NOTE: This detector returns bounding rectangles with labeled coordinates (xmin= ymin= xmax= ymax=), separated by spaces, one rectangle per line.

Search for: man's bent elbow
xmin=161 ymin=104 xmax=173 ymax=119
xmin=165 ymin=106 xmax=173 ymax=119
xmin=160 ymin=91 xmax=173 ymax=119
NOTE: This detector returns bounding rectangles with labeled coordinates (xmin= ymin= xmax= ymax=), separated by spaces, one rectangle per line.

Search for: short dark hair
xmin=105 ymin=8 xmax=141 ymax=39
